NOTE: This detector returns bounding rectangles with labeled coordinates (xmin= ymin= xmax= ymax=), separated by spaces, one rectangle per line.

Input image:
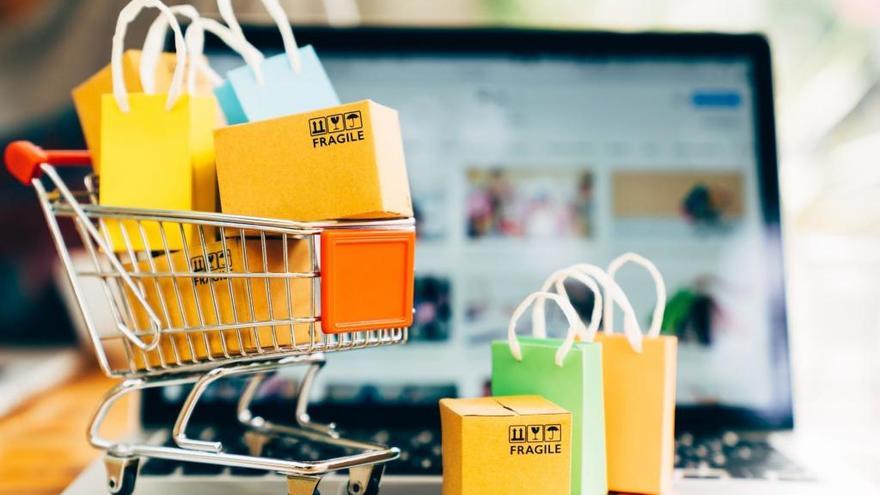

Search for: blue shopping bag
xmin=214 ymin=0 xmax=339 ymax=123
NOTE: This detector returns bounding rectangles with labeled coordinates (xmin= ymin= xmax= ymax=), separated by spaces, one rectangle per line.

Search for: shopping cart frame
xmin=5 ymin=141 xmax=414 ymax=495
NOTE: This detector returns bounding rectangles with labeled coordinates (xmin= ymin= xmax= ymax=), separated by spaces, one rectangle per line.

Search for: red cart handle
xmin=4 ymin=141 xmax=91 ymax=185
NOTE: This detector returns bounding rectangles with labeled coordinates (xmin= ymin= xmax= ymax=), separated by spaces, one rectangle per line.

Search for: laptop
xmin=65 ymin=27 xmax=833 ymax=494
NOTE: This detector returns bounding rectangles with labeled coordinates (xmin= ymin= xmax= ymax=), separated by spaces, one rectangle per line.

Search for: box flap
xmin=440 ymin=397 xmax=515 ymax=417
xmin=495 ymin=395 xmax=569 ymax=416
xmin=441 ymin=395 xmax=568 ymax=417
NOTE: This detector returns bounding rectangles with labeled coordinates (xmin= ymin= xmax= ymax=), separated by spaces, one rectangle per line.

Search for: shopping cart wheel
xmin=286 ymin=475 xmax=322 ymax=495
xmin=346 ymin=464 xmax=385 ymax=495
xmin=104 ymin=454 xmax=140 ymax=495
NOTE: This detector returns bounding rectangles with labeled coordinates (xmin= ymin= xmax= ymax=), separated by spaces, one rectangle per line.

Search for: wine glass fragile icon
xmin=529 ymin=426 xmax=543 ymax=442
xmin=329 ymin=115 xmax=343 ymax=132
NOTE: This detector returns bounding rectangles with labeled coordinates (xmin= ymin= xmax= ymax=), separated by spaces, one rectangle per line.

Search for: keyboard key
xmin=679 ymin=432 xmax=694 ymax=447
xmin=722 ymin=431 xmax=739 ymax=447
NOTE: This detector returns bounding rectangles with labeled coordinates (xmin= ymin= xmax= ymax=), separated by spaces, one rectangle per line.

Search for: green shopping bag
xmin=492 ymin=284 xmax=607 ymax=495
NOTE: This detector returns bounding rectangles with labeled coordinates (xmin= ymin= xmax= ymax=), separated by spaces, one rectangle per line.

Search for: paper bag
xmin=595 ymin=253 xmax=678 ymax=494
xmin=491 ymin=286 xmax=607 ymax=495
xmin=71 ymin=5 xmax=222 ymax=169
xmin=214 ymin=0 xmax=339 ymax=123
xmin=214 ymin=99 xmax=412 ymax=222
xmin=72 ymin=49 xmax=176 ymax=170
xmin=98 ymin=0 xmax=217 ymax=252
xmin=123 ymin=237 xmax=313 ymax=370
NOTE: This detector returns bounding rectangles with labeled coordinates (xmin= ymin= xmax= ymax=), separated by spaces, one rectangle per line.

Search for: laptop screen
xmin=172 ymin=31 xmax=789 ymax=430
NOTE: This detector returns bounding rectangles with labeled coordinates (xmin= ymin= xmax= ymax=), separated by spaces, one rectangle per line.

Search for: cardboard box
xmin=440 ymin=395 xmax=572 ymax=495
xmin=214 ymin=99 xmax=412 ymax=222
xmin=123 ymin=238 xmax=314 ymax=369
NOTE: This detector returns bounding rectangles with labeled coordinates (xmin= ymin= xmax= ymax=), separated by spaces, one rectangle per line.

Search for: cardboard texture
xmin=320 ymin=229 xmax=415 ymax=334
xmin=492 ymin=337 xmax=607 ymax=495
xmin=123 ymin=238 xmax=313 ymax=370
xmin=72 ymin=50 xmax=214 ymax=169
xmin=214 ymin=99 xmax=412 ymax=222
xmin=219 ymin=45 xmax=339 ymax=123
xmin=594 ymin=333 xmax=677 ymax=494
xmin=99 ymin=93 xmax=217 ymax=252
xmin=440 ymin=395 xmax=572 ymax=495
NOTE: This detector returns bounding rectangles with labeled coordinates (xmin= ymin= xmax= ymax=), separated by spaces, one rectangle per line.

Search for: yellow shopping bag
xmin=594 ymin=253 xmax=677 ymax=494
xmin=99 ymin=0 xmax=217 ymax=252
xmin=72 ymin=49 xmax=176 ymax=170
xmin=72 ymin=5 xmax=226 ymax=168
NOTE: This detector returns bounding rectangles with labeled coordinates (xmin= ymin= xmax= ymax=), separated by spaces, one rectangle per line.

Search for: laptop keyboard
xmin=675 ymin=431 xmax=814 ymax=481
xmin=140 ymin=426 xmax=812 ymax=482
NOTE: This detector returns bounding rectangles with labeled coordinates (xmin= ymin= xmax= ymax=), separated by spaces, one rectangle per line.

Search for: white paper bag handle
xmin=217 ymin=0 xmax=301 ymax=73
xmin=141 ymin=6 xmax=265 ymax=92
xmin=183 ymin=17 xmax=208 ymax=95
xmin=183 ymin=18 xmax=269 ymax=93
xmin=531 ymin=267 xmax=603 ymax=342
xmin=508 ymin=291 xmax=584 ymax=367
xmin=604 ymin=252 xmax=667 ymax=339
xmin=559 ymin=263 xmax=644 ymax=353
xmin=140 ymin=5 xmax=210 ymax=92
xmin=112 ymin=0 xmax=186 ymax=112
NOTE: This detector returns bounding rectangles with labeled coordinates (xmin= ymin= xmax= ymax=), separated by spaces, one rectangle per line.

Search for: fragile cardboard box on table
xmin=214 ymin=99 xmax=412 ymax=222
xmin=123 ymin=237 xmax=314 ymax=369
xmin=440 ymin=395 xmax=572 ymax=495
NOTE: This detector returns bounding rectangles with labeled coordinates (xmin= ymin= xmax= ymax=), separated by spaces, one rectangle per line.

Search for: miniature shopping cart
xmin=4 ymin=141 xmax=417 ymax=495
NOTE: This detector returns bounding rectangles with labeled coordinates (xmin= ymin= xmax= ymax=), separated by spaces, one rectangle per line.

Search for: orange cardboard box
xmin=214 ymin=99 xmax=412 ymax=222
xmin=440 ymin=395 xmax=572 ymax=495
xmin=123 ymin=238 xmax=314 ymax=370
xmin=595 ymin=333 xmax=677 ymax=494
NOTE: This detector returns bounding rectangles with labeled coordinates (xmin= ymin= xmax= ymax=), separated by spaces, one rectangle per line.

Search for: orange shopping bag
xmin=593 ymin=253 xmax=677 ymax=495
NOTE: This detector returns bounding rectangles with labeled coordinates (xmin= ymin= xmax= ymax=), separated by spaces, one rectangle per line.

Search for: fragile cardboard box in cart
xmin=214 ymin=99 xmax=412 ymax=222
xmin=123 ymin=238 xmax=313 ymax=369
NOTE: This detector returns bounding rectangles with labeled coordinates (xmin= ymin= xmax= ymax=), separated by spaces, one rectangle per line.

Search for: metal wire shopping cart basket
xmin=4 ymin=141 xmax=416 ymax=495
